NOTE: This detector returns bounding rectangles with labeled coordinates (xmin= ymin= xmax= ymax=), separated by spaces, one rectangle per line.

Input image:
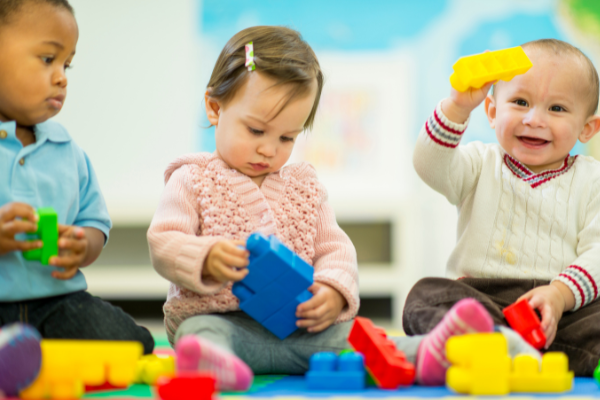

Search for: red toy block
xmin=348 ymin=317 xmax=415 ymax=389
xmin=503 ymin=299 xmax=546 ymax=350
xmin=157 ymin=372 xmax=215 ymax=400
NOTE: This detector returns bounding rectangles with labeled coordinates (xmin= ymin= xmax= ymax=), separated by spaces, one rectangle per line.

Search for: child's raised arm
xmin=413 ymin=81 xmax=495 ymax=205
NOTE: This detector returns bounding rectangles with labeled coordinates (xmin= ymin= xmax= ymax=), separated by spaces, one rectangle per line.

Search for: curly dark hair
xmin=0 ymin=0 xmax=74 ymax=26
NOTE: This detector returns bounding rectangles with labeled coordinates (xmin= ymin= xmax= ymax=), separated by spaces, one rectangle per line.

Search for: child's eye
xmin=248 ymin=127 xmax=264 ymax=135
xmin=41 ymin=56 xmax=54 ymax=65
xmin=550 ymin=105 xmax=565 ymax=112
xmin=280 ymin=136 xmax=294 ymax=143
xmin=65 ymin=64 xmax=73 ymax=71
xmin=514 ymin=99 xmax=528 ymax=107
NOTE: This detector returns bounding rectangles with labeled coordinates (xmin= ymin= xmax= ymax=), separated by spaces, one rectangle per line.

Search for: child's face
xmin=0 ymin=3 xmax=78 ymax=126
xmin=485 ymin=49 xmax=600 ymax=173
xmin=206 ymin=72 xmax=317 ymax=184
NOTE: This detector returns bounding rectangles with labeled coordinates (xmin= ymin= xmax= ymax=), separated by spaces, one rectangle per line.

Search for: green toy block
xmin=594 ymin=360 xmax=600 ymax=387
xmin=22 ymin=207 xmax=58 ymax=265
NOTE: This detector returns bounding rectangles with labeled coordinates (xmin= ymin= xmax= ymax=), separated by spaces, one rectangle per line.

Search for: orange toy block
xmin=347 ymin=317 xmax=415 ymax=389
xmin=450 ymin=46 xmax=532 ymax=92
xmin=20 ymin=340 xmax=143 ymax=400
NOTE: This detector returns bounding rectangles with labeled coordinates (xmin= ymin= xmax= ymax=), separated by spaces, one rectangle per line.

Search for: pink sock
xmin=415 ymin=298 xmax=494 ymax=386
xmin=175 ymin=335 xmax=253 ymax=391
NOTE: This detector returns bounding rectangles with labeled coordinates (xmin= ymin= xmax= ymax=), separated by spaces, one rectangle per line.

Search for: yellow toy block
xmin=20 ymin=340 xmax=143 ymax=400
xmin=446 ymin=333 xmax=574 ymax=395
xmin=446 ymin=333 xmax=512 ymax=395
xmin=510 ymin=352 xmax=573 ymax=393
xmin=450 ymin=46 xmax=533 ymax=92
xmin=135 ymin=354 xmax=175 ymax=385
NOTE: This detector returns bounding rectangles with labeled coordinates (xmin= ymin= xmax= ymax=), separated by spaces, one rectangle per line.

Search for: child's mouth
xmin=518 ymin=136 xmax=549 ymax=148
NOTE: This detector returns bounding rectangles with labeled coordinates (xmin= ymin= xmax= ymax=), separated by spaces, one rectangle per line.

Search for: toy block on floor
xmin=232 ymin=232 xmax=314 ymax=339
xmin=510 ymin=352 xmax=573 ymax=393
xmin=347 ymin=317 xmax=415 ymax=389
xmin=135 ymin=354 xmax=175 ymax=385
xmin=19 ymin=340 xmax=143 ymax=400
xmin=306 ymin=351 xmax=365 ymax=390
xmin=449 ymin=46 xmax=532 ymax=92
xmin=22 ymin=207 xmax=59 ymax=265
xmin=157 ymin=372 xmax=215 ymax=400
xmin=446 ymin=333 xmax=573 ymax=395
xmin=446 ymin=332 xmax=512 ymax=395
xmin=503 ymin=298 xmax=546 ymax=350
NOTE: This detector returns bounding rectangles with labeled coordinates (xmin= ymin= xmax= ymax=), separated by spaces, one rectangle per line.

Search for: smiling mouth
xmin=518 ymin=136 xmax=549 ymax=146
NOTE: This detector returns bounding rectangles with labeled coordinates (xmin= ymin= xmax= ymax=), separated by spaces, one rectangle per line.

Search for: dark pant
xmin=403 ymin=277 xmax=600 ymax=376
xmin=0 ymin=290 xmax=154 ymax=354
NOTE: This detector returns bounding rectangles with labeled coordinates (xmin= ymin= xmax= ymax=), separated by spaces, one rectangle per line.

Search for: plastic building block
xmin=306 ymin=351 xmax=365 ymax=390
xmin=503 ymin=298 xmax=546 ymax=350
xmin=157 ymin=372 xmax=215 ymax=400
xmin=232 ymin=232 xmax=314 ymax=339
xmin=135 ymin=354 xmax=175 ymax=385
xmin=594 ymin=358 xmax=600 ymax=387
xmin=449 ymin=46 xmax=532 ymax=92
xmin=510 ymin=352 xmax=573 ymax=393
xmin=446 ymin=333 xmax=512 ymax=395
xmin=19 ymin=340 xmax=143 ymax=400
xmin=347 ymin=317 xmax=415 ymax=389
xmin=446 ymin=333 xmax=573 ymax=395
xmin=22 ymin=207 xmax=59 ymax=265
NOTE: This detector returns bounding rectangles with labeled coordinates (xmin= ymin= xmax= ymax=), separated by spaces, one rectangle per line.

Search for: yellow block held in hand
xmin=449 ymin=46 xmax=533 ymax=92
xmin=20 ymin=340 xmax=143 ymax=400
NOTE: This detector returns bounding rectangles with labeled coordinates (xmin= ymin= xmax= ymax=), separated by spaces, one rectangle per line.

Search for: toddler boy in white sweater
xmin=404 ymin=39 xmax=600 ymax=376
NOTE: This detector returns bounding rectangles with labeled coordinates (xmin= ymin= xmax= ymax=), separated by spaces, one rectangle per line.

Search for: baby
xmin=405 ymin=39 xmax=600 ymax=376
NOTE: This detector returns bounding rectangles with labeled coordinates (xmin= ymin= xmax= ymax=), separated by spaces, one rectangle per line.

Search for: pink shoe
xmin=175 ymin=335 xmax=253 ymax=391
xmin=416 ymin=298 xmax=494 ymax=386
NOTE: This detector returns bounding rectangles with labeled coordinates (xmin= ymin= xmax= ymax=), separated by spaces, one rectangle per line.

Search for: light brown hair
xmin=494 ymin=39 xmax=599 ymax=116
xmin=206 ymin=26 xmax=323 ymax=130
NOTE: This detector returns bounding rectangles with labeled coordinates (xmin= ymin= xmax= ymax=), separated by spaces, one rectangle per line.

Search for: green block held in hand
xmin=22 ymin=207 xmax=58 ymax=265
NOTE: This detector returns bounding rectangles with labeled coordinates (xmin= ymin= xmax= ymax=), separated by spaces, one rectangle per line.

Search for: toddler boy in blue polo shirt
xmin=0 ymin=0 xmax=153 ymax=354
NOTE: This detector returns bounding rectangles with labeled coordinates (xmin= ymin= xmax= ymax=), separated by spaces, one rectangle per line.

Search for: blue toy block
xmin=306 ymin=352 xmax=366 ymax=390
xmin=232 ymin=232 xmax=314 ymax=339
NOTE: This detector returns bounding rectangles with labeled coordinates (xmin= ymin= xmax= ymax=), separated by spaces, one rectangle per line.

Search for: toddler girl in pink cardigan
xmin=147 ymin=26 xmax=510 ymax=391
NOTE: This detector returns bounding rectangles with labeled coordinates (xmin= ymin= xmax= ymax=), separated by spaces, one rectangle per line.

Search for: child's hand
xmin=442 ymin=80 xmax=496 ymax=124
xmin=0 ymin=202 xmax=42 ymax=256
xmin=203 ymin=240 xmax=249 ymax=283
xmin=296 ymin=282 xmax=347 ymax=333
xmin=518 ymin=281 xmax=574 ymax=348
xmin=49 ymin=224 xmax=88 ymax=280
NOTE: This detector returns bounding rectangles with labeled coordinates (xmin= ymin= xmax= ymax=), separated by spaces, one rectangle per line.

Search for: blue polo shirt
xmin=0 ymin=119 xmax=111 ymax=301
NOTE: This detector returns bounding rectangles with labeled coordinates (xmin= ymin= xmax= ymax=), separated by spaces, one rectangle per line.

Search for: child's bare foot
xmin=176 ymin=335 xmax=253 ymax=391
xmin=416 ymin=298 xmax=494 ymax=385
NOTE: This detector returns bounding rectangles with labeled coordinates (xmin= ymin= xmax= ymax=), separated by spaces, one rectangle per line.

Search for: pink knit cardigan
xmin=147 ymin=153 xmax=359 ymax=342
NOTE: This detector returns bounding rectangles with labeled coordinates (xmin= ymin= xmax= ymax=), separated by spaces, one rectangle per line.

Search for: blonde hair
xmin=206 ymin=26 xmax=323 ymax=130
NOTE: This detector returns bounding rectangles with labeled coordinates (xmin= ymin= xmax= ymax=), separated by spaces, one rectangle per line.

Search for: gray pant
xmin=175 ymin=311 xmax=423 ymax=374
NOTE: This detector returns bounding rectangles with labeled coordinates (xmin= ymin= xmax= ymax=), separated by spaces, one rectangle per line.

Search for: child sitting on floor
xmin=404 ymin=38 xmax=600 ymax=377
xmin=0 ymin=0 xmax=153 ymax=353
xmin=147 ymin=25 xmax=530 ymax=391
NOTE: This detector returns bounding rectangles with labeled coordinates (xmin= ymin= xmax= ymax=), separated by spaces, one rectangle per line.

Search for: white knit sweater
xmin=414 ymin=103 xmax=600 ymax=310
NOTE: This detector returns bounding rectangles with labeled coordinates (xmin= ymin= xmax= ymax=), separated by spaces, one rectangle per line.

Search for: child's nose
xmin=257 ymin=142 xmax=276 ymax=157
xmin=52 ymin=70 xmax=68 ymax=88
xmin=523 ymin=107 xmax=547 ymax=128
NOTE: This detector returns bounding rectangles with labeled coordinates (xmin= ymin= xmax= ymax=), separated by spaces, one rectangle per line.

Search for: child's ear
xmin=484 ymin=95 xmax=497 ymax=129
xmin=579 ymin=114 xmax=600 ymax=143
xmin=205 ymin=90 xmax=221 ymax=126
